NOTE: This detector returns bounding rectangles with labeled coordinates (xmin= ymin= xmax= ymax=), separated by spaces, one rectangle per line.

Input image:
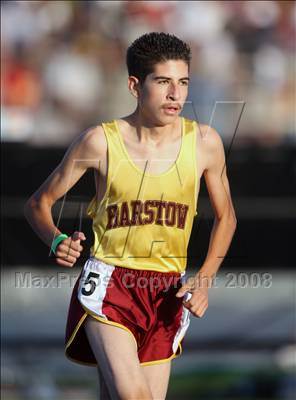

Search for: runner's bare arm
xmin=199 ymin=126 xmax=237 ymax=281
xmin=24 ymin=126 xmax=105 ymax=265
xmin=176 ymin=126 xmax=237 ymax=316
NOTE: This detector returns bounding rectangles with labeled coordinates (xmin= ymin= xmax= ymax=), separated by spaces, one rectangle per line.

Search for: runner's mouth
xmin=163 ymin=106 xmax=180 ymax=114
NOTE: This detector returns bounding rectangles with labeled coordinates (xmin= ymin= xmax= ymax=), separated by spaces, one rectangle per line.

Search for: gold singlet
xmin=86 ymin=117 xmax=199 ymax=273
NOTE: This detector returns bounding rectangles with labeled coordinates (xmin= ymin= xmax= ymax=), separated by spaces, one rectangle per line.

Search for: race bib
xmin=78 ymin=257 xmax=115 ymax=318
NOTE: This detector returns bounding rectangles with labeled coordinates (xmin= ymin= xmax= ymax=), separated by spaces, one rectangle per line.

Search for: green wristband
xmin=51 ymin=233 xmax=68 ymax=255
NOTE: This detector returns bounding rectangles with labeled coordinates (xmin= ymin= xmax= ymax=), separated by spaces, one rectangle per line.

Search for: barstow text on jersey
xmin=106 ymin=200 xmax=189 ymax=230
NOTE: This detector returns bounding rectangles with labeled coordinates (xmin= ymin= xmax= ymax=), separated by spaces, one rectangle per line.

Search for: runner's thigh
xmin=84 ymin=315 xmax=152 ymax=400
xmin=142 ymin=362 xmax=171 ymax=400
xmin=97 ymin=367 xmax=112 ymax=400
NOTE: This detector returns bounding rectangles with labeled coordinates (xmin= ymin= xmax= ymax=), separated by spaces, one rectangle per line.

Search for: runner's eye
xmin=158 ymin=80 xmax=169 ymax=85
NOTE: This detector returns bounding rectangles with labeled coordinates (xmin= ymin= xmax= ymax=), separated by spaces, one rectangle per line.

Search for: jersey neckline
xmin=113 ymin=117 xmax=185 ymax=178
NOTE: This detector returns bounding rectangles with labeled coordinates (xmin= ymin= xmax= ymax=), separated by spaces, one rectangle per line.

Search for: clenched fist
xmin=55 ymin=231 xmax=86 ymax=268
xmin=176 ymin=274 xmax=211 ymax=318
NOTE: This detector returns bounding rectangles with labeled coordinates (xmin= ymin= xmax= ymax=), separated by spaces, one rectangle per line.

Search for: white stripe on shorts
xmin=78 ymin=257 xmax=115 ymax=319
xmin=172 ymin=291 xmax=191 ymax=353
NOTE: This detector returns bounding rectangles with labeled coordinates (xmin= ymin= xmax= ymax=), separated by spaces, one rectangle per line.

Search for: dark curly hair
xmin=126 ymin=32 xmax=191 ymax=83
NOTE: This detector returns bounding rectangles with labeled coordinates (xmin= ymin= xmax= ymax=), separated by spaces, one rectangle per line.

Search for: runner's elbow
xmin=226 ymin=212 xmax=237 ymax=231
xmin=24 ymin=193 xmax=53 ymax=216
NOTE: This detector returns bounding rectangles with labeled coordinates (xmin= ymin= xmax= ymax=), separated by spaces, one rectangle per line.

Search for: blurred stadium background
xmin=1 ymin=1 xmax=295 ymax=399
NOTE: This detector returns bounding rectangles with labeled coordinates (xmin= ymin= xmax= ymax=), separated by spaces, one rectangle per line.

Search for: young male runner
xmin=24 ymin=32 xmax=237 ymax=400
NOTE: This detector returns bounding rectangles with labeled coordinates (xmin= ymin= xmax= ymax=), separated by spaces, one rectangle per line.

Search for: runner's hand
xmin=176 ymin=275 xmax=209 ymax=318
xmin=55 ymin=231 xmax=86 ymax=268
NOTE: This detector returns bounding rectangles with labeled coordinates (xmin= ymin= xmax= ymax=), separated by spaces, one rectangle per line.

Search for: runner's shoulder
xmin=75 ymin=124 xmax=106 ymax=159
xmin=195 ymin=123 xmax=222 ymax=152
xmin=80 ymin=124 xmax=106 ymax=152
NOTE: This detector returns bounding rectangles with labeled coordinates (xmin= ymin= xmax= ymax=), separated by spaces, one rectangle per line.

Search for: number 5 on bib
xmin=78 ymin=258 xmax=115 ymax=318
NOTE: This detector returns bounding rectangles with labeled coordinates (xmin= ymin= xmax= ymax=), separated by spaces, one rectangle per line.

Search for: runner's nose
xmin=167 ymin=83 xmax=181 ymax=101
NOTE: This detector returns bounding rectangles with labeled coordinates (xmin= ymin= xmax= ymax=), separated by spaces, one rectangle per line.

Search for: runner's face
xmin=138 ymin=60 xmax=189 ymax=125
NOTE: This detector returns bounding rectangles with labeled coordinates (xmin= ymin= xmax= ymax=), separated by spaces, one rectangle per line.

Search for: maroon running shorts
xmin=65 ymin=257 xmax=191 ymax=366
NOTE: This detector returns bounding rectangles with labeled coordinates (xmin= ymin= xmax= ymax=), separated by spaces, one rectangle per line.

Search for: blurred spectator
xmin=1 ymin=0 xmax=295 ymax=145
xmin=43 ymin=46 xmax=103 ymax=114
xmin=2 ymin=52 xmax=42 ymax=108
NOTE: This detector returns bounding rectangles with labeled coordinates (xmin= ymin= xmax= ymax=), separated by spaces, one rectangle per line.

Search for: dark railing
xmin=2 ymin=143 xmax=295 ymax=268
